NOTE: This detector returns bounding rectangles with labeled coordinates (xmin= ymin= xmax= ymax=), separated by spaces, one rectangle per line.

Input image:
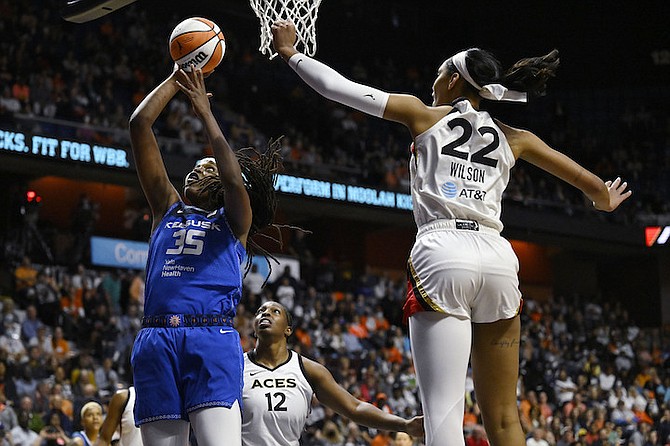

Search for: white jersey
xmin=242 ymin=350 xmax=313 ymax=446
xmin=120 ymin=387 xmax=143 ymax=446
xmin=410 ymin=98 xmax=516 ymax=232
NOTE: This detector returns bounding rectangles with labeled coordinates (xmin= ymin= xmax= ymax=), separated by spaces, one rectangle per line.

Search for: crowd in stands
xmin=1 ymin=1 xmax=669 ymax=443
xmin=1 ymin=0 xmax=668 ymax=227
xmin=0 ymin=231 xmax=668 ymax=445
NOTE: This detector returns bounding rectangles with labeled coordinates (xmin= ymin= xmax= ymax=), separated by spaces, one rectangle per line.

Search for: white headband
xmin=451 ymin=50 xmax=527 ymax=103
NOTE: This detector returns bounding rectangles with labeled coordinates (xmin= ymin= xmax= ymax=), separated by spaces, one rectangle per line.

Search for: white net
xmin=249 ymin=0 xmax=323 ymax=59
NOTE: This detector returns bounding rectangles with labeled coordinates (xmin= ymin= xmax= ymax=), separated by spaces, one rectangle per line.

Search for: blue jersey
xmin=72 ymin=431 xmax=93 ymax=446
xmin=143 ymin=201 xmax=246 ymax=317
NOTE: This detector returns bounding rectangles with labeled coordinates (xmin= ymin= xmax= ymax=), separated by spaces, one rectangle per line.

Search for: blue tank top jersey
xmin=143 ymin=201 xmax=246 ymax=317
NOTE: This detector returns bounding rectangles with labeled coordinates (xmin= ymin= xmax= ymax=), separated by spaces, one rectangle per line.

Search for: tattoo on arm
xmin=490 ymin=338 xmax=520 ymax=348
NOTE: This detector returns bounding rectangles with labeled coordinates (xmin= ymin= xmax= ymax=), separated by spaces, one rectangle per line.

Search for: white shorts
xmin=406 ymin=219 xmax=522 ymax=323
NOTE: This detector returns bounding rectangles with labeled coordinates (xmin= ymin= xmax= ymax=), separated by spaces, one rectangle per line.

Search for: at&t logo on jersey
xmin=441 ymin=182 xmax=458 ymax=198
xmin=441 ymin=182 xmax=487 ymax=201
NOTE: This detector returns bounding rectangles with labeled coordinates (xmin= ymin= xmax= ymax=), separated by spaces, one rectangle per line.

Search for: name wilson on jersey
xmin=449 ymin=161 xmax=486 ymax=183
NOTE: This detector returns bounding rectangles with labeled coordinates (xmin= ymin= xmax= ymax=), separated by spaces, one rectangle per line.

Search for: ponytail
xmin=450 ymin=48 xmax=560 ymax=100
xmin=503 ymin=49 xmax=560 ymax=98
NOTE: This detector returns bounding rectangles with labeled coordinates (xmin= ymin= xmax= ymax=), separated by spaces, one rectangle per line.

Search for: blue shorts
xmin=131 ymin=326 xmax=243 ymax=425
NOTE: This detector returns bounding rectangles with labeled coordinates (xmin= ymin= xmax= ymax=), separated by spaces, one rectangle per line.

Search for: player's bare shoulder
xmin=493 ymin=119 xmax=535 ymax=158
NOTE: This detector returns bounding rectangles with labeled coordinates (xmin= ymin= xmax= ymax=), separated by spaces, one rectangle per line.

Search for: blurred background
xmin=0 ymin=0 xmax=668 ymax=444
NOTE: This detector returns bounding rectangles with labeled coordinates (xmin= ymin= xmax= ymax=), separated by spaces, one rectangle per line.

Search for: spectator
xmin=99 ymin=271 xmax=122 ymax=316
xmin=527 ymin=428 xmax=550 ymax=446
xmin=93 ymin=358 xmax=118 ymax=398
xmin=50 ymin=328 xmax=70 ymax=364
xmin=14 ymin=367 xmax=38 ymax=401
xmin=0 ymin=363 xmax=17 ymax=403
xmin=43 ymin=394 xmax=73 ymax=436
xmin=554 ymin=369 xmax=579 ymax=408
xmin=17 ymin=396 xmax=44 ymax=433
xmin=0 ymin=322 xmax=26 ymax=365
xmin=14 ymin=257 xmax=38 ymax=306
xmin=243 ymin=264 xmax=265 ymax=298
xmin=369 ymin=429 xmax=391 ymax=446
xmin=275 ymin=277 xmax=297 ymax=311
xmin=10 ymin=410 xmax=40 ymax=446
xmin=466 ymin=425 xmax=490 ymax=446
xmin=33 ymin=272 xmax=61 ymax=327
xmin=21 ymin=306 xmax=43 ymax=344
xmin=37 ymin=410 xmax=71 ymax=446
xmin=0 ymin=392 xmax=18 ymax=432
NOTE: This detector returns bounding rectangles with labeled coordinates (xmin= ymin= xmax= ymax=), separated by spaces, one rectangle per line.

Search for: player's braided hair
xmin=192 ymin=138 xmax=285 ymax=280
xmin=449 ymin=48 xmax=560 ymax=99
xmin=236 ymin=139 xmax=284 ymax=277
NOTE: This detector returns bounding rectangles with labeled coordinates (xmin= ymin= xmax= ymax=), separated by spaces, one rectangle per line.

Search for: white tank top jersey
xmin=120 ymin=387 xmax=142 ymax=446
xmin=410 ymin=98 xmax=516 ymax=232
xmin=242 ymin=350 xmax=314 ymax=446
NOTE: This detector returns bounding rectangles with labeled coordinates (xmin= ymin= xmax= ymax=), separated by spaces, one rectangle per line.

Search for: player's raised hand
xmin=595 ymin=177 xmax=632 ymax=212
xmin=271 ymin=20 xmax=298 ymax=61
xmin=175 ymin=65 xmax=213 ymax=118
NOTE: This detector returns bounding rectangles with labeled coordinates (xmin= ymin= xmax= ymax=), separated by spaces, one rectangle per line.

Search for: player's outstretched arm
xmin=499 ymin=122 xmax=632 ymax=212
xmin=95 ymin=389 xmax=129 ymax=446
xmin=270 ymin=20 xmax=437 ymax=137
xmin=129 ymin=67 xmax=181 ymax=228
xmin=302 ymin=357 xmax=424 ymax=438
xmin=175 ymin=67 xmax=252 ymax=244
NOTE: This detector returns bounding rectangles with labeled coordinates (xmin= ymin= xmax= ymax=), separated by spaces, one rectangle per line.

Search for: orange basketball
xmin=169 ymin=17 xmax=226 ymax=75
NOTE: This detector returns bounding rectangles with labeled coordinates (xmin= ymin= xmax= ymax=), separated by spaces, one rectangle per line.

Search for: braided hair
xmin=189 ymin=138 xmax=284 ymax=279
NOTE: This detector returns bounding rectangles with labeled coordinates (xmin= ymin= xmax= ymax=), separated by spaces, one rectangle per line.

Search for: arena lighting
xmin=61 ymin=0 xmax=139 ymax=23
xmin=25 ymin=190 xmax=41 ymax=203
xmin=645 ymin=226 xmax=670 ymax=247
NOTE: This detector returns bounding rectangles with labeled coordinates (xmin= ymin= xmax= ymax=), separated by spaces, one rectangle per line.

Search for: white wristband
xmin=288 ymin=53 xmax=389 ymax=118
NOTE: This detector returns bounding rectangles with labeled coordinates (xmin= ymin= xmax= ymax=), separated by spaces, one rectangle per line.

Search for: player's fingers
xmin=187 ymin=64 xmax=198 ymax=83
xmin=174 ymin=80 xmax=188 ymax=94
xmin=176 ymin=69 xmax=194 ymax=89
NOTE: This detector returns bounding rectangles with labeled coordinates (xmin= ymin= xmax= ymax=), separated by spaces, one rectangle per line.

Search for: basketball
xmin=169 ymin=17 xmax=226 ymax=75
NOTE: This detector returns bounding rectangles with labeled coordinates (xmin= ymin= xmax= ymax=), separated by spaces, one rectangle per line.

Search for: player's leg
xmin=189 ymin=402 xmax=242 ymax=446
xmin=140 ymin=420 xmax=190 ymax=446
xmin=409 ymin=311 xmax=472 ymax=446
xmin=471 ymin=316 xmax=525 ymax=446
xmin=182 ymin=328 xmax=243 ymax=446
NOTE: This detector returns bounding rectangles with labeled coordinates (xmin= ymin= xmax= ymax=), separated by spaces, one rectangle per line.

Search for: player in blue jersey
xmin=128 ymin=64 xmax=281 ymax=446
xmin=271 ymin=21 xmax=631 ymax=446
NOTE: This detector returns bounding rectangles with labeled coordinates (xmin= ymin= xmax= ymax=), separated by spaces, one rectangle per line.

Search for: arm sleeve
xmin=288 ymin=53 xmax=390 ymax=118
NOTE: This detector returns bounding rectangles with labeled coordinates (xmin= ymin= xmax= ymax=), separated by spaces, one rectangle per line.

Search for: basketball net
xmin=249 ymin=0 xmax=323 ymax=59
